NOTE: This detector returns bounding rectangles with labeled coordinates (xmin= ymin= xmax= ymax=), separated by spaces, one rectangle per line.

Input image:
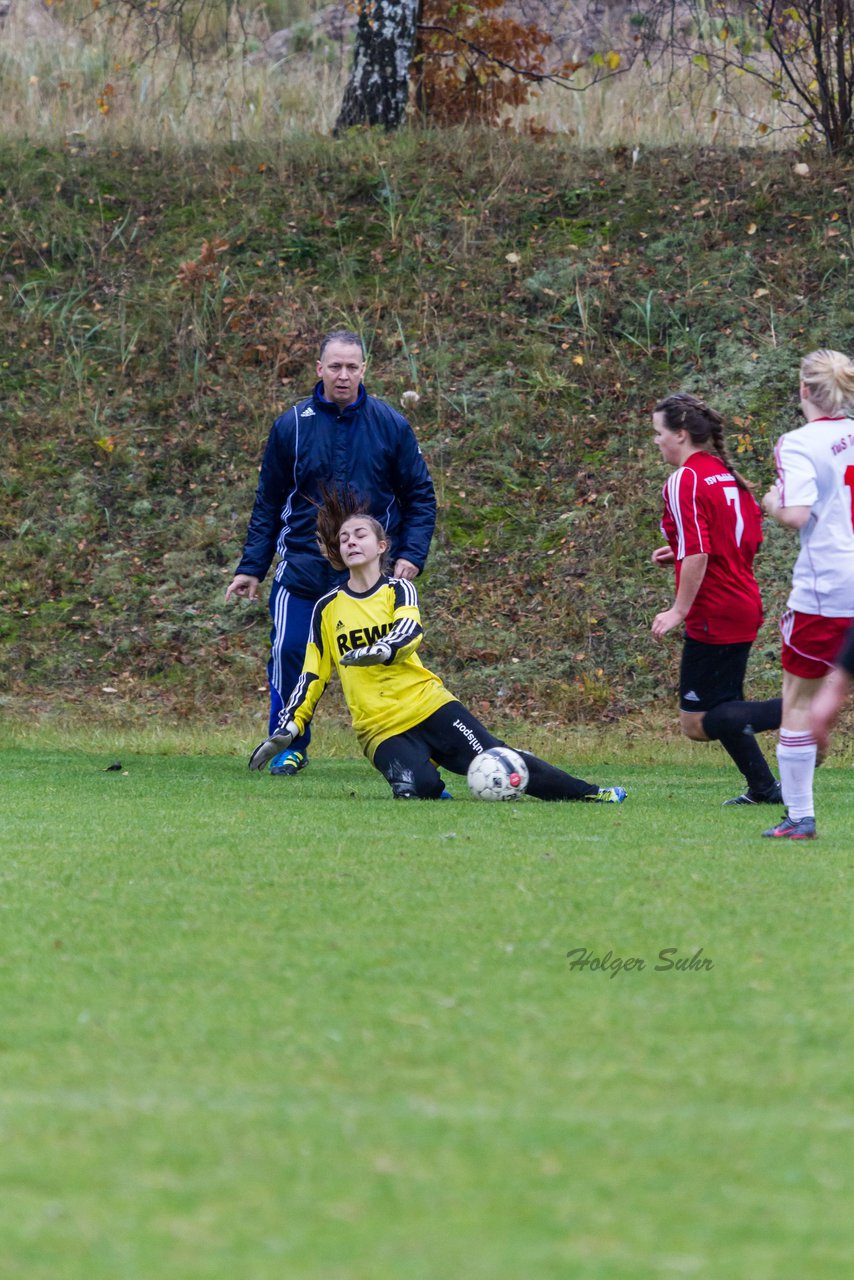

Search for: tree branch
xmin=416 ymin=22 xmax=596 ymax=90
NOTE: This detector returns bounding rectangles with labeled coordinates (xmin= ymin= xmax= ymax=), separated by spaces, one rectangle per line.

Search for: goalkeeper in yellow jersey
xmin=249 ymin=493 xmax=627 ymax=803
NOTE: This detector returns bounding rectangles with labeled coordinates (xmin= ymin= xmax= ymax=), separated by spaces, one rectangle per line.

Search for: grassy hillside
xmin=2 ymin=132 xmax=853 ymax=732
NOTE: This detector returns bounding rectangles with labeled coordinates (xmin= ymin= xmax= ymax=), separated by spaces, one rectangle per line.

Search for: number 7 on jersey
xmin=724 ymin=485 xmax=744 ymax=546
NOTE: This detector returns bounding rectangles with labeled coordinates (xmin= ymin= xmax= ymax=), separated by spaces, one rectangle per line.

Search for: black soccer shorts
xmin=678 ymin=637 xmax=752 ymax=714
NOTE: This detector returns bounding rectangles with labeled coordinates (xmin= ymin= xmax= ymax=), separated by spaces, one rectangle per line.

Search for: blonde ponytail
xmin=800 ymin=349 xmax=854 ymax=416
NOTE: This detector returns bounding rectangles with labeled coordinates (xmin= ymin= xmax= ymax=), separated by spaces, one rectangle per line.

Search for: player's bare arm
xmin=762 ymin=485 xmax=811 ymax=530
xmin=651 ymin=553 xmax=709 ymax=641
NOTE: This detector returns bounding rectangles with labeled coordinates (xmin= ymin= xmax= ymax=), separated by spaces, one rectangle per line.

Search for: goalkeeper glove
xmin=340 ymin=641 xmax=393 ymax=667
xmin=247 ymin=720 xmax=299 ymax=771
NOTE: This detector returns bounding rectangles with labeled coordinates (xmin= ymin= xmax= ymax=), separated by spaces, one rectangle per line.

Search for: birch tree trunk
xmin=335 ymin=0 xmax=420 ymax=131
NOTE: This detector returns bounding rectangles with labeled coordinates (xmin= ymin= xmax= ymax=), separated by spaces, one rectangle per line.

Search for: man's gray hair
xmin=319 ymin=329 xmax=365 ymax=359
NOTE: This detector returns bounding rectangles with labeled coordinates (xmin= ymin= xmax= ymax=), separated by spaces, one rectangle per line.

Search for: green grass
xmin=1 ymin=740 xmax=851 ymax=1279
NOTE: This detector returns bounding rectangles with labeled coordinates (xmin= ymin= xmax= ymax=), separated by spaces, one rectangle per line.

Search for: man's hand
xmin=393 ymin=558 xmax=419 ymax=581
xmin=225 ymin=574 xmax=261 ymax=603
xmin=651 ymin=545 xmax=675 ymax=567
xmin=248 ymin=720 xmax=299 ymax=771
xmin=340 ymin=642 xmax=393 ymax=667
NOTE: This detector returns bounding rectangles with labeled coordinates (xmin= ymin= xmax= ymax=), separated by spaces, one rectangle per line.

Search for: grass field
xmin=1 ymin=732 xmax=851 ymax=1279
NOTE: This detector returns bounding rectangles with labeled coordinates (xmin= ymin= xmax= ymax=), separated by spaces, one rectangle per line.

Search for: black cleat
xmin=723 ymin=780 xmax=784 ymax=807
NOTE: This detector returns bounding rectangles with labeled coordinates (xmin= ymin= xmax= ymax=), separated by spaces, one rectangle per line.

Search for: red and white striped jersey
xmin=661 ymin=450 xmax=764 ymax=643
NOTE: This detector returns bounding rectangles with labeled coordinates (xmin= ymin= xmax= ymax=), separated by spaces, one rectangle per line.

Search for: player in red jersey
xmin=650 ymin=393 xmax=782 ymax=805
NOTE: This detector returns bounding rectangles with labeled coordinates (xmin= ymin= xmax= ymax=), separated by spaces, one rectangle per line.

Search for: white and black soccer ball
xmin=467 ymin=747 xmax=529 ymax=801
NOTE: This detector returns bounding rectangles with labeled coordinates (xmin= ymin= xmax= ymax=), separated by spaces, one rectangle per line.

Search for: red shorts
xmin=780 ymin=609 xmax=853 ymax=679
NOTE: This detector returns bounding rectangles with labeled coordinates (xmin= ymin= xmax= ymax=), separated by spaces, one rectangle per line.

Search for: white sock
xmin=777 ymin=730 xmax=817 ymax=821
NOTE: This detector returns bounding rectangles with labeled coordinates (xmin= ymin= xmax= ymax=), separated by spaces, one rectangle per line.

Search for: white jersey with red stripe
xmin=775 ymin=416 xmax=854 ymax=617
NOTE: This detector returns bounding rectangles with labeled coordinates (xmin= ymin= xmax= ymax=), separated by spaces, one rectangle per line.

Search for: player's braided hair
xmin=314 ymin=486 xmax=390 ymax=572
xmin=655 ymin=392 xmax=753 ymax=492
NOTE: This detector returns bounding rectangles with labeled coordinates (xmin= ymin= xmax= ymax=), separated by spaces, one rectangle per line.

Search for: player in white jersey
xmin=761 ymin=349 xmax=854 ymax=840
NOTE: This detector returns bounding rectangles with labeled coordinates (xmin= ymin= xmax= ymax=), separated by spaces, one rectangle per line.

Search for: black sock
xmin=701 ymin=699 xmax=782 ymax=795
xmin=517 ymin=751 xmax=599 ymax=801
xmin=702 ymin=698 xmax=782 ymax=738
xmin=717 ymin=733 xmax=776 ymax=794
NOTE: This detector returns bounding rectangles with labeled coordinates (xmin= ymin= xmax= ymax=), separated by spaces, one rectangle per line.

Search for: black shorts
xmin=679 ymin=638 xmax=752 ymax=713
xmin=373 ymin=700 xmax=504 ymax=791
xmin=372 ymin=700 xmax=597 ymax=801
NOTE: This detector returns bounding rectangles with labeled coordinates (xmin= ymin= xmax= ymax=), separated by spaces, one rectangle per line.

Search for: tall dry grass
xmin=523 ymin=59 xmax=801 ymax=149
xmin=0 ymin=2 xmax=348 ymax=147
xmin=0 ymin=2 xmax=798 ymax=150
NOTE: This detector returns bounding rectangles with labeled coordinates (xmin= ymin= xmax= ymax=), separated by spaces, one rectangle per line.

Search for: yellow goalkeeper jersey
xmin=283 ymin=575 xmax=456 ymax=761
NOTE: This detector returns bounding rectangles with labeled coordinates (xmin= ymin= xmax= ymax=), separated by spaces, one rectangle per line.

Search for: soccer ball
xmin=467 ymin=747 xmax=529 ymax=801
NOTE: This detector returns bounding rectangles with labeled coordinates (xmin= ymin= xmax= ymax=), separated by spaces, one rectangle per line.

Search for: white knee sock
xmin=777 ymin=730 xmax=817 ymax=821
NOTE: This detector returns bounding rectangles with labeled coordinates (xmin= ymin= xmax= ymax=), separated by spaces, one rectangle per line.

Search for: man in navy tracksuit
xmin=226 ymin=330 xmax=436 ymax=775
